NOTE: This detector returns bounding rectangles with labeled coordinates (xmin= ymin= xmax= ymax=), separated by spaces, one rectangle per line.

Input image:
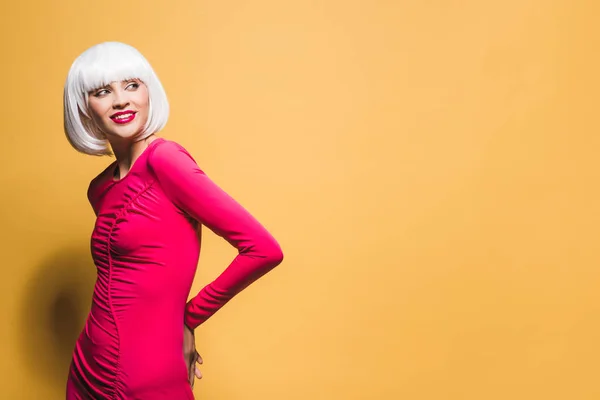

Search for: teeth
xmin=114 ymin=113 xmax=133 ymax=120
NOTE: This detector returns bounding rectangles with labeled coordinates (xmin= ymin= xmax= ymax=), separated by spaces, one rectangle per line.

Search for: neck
xmin=110 ymin=134 xmax=158 ymax=178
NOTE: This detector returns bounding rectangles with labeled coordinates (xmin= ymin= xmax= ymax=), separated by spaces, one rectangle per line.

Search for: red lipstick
xmin=110 ymin=110 xmax=137 ymax=124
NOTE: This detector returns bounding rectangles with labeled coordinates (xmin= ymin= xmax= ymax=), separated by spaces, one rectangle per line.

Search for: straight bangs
xmin=74 ymin=45 xmax=153 ymax=118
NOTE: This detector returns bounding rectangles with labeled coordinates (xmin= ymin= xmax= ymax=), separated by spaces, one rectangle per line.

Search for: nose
xmin=112 ymin=89 xmax=130 ymax=109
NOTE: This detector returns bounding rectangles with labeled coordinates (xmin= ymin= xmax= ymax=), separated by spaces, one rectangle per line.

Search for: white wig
xmin=63 ymin=41 xmax=169 ymax=156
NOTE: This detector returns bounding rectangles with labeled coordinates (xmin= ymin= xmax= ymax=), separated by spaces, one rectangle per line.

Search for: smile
xmin=110 ymin=111 xmax=137 ymax=124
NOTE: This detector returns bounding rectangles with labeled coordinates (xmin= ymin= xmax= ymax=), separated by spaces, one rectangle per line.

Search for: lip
xmin=110 ymin=110 xmax=137 ymax=124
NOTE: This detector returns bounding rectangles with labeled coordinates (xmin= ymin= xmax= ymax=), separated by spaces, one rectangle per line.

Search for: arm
xmin=148 ymin=140 xmax=284 ymax=330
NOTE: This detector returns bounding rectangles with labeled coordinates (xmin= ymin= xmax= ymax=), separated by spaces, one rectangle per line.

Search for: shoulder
xmin=87 ymin=160 xmax=116 ymax=211
xmin=148 ymin=138 xmax=201 ymax=171
xmin=92 ymin=158 xmax=116 ymax=179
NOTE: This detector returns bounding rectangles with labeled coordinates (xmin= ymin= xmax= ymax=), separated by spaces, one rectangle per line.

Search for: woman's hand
xmin=183 ymin=324 xmax=203 ymax=388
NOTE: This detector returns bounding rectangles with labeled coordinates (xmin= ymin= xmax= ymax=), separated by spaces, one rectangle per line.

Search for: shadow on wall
xmin=18 ymin=246 xmax=96 ymax=389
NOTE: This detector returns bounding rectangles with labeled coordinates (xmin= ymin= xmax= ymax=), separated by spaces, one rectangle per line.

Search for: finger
xmin=186 ymin=353 xmax=194 ymax=366
xmin=195 ymin=366 xmax=203 ymax=379
xmin=196 ymin=352 xmax=203 ymax=364
xmin=189 ymin=359 xmax=196 ymax=379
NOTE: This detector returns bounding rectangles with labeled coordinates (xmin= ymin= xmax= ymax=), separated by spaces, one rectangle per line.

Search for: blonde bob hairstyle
xmin=63 ymin=41 xmax=169 ymax=156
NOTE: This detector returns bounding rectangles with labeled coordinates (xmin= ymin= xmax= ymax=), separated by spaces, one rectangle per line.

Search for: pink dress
xmin=66 ymin=137 xmax=284 ymax=399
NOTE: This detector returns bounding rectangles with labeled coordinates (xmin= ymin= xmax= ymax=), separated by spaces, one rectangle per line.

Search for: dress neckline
xmin=110 ymin=137 xmax=165 ymax=183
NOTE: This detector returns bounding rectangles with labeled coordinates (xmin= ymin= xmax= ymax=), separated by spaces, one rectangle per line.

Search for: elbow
xmin=254 ymin=237 xmax=283 ymax=269
xmin=240 ymin=235 xmax=284 ymax=268
xmin=263 ymin=240 xmax=284 ymax=267
xmin=272 ymin=244 xmax=285 ymax=266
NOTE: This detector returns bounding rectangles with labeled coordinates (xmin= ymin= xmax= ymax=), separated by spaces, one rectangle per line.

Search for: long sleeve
xmin=148 ymin=140 xmax=284 ymax=330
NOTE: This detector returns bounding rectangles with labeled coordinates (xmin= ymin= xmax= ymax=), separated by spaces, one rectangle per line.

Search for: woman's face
xmin=86 ymin=78 xmax=149 ymax=140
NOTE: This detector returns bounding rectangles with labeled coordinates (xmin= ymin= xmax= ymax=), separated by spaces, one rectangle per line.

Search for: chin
xmin=105 ymin=131 xmax=141 ymax=141
xmin=109 ymin=125 xmax=144 ymax=138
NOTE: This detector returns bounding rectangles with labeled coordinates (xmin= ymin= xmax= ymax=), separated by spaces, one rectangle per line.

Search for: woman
xmin=63 ymin=41 xmax=284 ymax=399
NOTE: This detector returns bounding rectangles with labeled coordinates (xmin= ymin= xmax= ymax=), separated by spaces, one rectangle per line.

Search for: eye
xmin=126 ymin=82 xmax=140 ymax=90
xmin=93 ymin=89 xmax=109 ymax=97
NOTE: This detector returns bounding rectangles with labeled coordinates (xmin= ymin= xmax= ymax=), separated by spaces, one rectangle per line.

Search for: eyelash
xmin=94 ymin=82 xmax=139 ymax=97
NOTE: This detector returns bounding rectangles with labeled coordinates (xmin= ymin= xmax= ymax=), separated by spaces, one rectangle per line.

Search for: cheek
xmin=137 ymin=86 xmax=150 ymax=109
xmin=137 ymin=96 xmax=150 ymax=117
xmin=87 ymin=100 xmax=107 ymax=121
xmin=141 ymin=94 xmax=150 ymax=110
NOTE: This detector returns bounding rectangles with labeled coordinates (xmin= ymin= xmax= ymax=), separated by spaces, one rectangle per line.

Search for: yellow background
xmin=1 ymin=1 xmax=599 ymax=399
